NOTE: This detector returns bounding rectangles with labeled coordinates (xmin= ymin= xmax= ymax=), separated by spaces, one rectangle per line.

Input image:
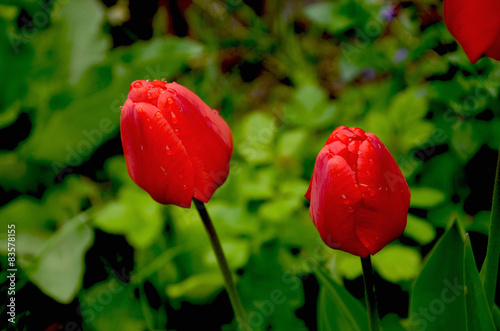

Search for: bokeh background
xmin=0 ymin=0 xmax=499 ymax=330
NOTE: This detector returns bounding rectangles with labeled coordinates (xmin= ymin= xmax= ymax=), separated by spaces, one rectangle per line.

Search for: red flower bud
xmin=444 ymin=0 xmax=500 ymax=63
xmin=305 ymin=126 xmax=410 ymax=257
xmin=120 ymin=80 xmax=233 ymax=208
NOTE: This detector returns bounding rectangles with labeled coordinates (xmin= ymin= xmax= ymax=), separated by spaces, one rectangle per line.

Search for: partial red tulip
xmin=120 ymin=80 xmax=233 ymax=208
xmin=444 ymin=0 xmax=500 ymax=63
xmin=305 ymin=126 xmax=410 ymax=257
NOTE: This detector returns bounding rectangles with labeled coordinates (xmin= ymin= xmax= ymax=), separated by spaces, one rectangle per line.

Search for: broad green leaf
xmin=237 ymin=112 xmax=276 ymax=164
xmin=451 ymin=121 xmax=483 ymax=161
xmin=93 ymin=187 xmax=163 ymax=249
xmin=166 ymin=272 xmax=223 ymax=303
xmin=56 ymin=0 xmax=109 ymax=83
xmin=372 ymin=245 xmax=421 ymax=283
xmin=285 ymin=85 xmax=336 ymax=128
xmin=19 ymin=215 xmax=93 ymax=303
xmin=82 ymin=278 xmax=147 ymax=330
xmin=409 ymin=221 xmax=466 ymax=331
xmin=314 ymin=265 xmax=368 ymax=331
xmin=404 ymin=214 xmax=436 ymax=245
xmin=410 ymin=187 xmax=446 ymax=208
xmin=464 ymin=237 xmax=496 ymax=330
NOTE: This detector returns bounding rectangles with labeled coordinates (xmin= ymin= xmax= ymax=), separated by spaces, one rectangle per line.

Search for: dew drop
xmin=119 ymin=105 xmax=123 ymax=110
xmin=167 ymin=97 xmax=173 ymax=104
xmin=174 ymin=129 xmax=179 ymax=135
xmin=341 ymin=194 xmax=347 ymax=199
xmin=360 ymin=183 xmax=368 ymax=188
xmin=194 ymin=192 xmax=198 ymax=197
xmin=171 ymin=111 xmax=178 ymax=124
xmin=378 ymin=184 xmax=383 ymax=191
xmin=161 ymin=77 xmax=167 ymax=81
xmin=147 ymin=92 xmax=152 ymax=99
xmin=348 ymin=137 xmax=353 ymax=142
xmin=179 ymin=107 xmax=183 ymax=113
xmin=167 ymin=89 xmax=177 ymax=96
xmin=182 ymin=185 xmax=187 ymax=190
xmin=160 ymin=166 xmax=165 ymax=172
xmin=140 ymin=145 xmax=144 ymax=151
xmin=348 ymin=206 xmax=355 ymax=213
xmin=146 ymin=79 xmax=151 ymax=82
xmin=366 ymin=170 xmax=371 ymax=176
xmin=213 ymin=109 xmax=219 ymax=115
xmin=179 ymin=175 xmax=183 ymax=179
xmin=155 ymin=111 xmax=162 ymax=118
xmin=148 ymin=125 xmax=152 ymax=129
xmin=369 ymin=158 xmax=374 ymax=165
xmin=137 ymin=108 xmax=143 ymax=112
xmin=166 ymin=145 xmax=172 ymax=155
xmin=368 ymin=189 xmax=375 ymax=197
xmin=133 ymin=82 xmax=142 ymax=88
xmin=158 ymin=88 xmax=164 ymax=93
xmin=378 ymin=144 xmax=382 ymax=148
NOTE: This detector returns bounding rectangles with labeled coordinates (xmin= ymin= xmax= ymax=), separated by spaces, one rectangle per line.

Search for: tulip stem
xmin=193 ymin=198 xmax=249 ymax=330
xmin=480 ymin=147 xmax=500 ymax=309
xmin=361 ymin=255 xmax=380 ymax=331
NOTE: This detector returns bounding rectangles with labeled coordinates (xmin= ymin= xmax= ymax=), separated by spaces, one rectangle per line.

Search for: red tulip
xmin=444 ymin=0 xmax=500 ymax=63
xmin=305 ymin=126 xmax=410 ymax=257
xmin=120 ymin=80 xmax=233 ymax=208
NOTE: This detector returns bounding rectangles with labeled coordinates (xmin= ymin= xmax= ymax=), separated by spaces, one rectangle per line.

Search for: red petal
xmin=308 ymin=147 xmax=369 ymax=257
xmin=120 ymin=100 xmax=195 ymax=207
xmin=485 ymin=28 xmax=500 ymax=61
xmin=158 ymin=83 xmax=233 ymax=202
xmin=355 ymin=134 xmax=409 ymax=254
xmin=444 ymin=0 xmax=500 ymax=63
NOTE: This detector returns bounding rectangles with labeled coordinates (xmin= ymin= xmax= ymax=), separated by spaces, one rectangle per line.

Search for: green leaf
xmin=237 ymin=112 xmax=276 ymax=164
xmin=19 ymin=214 xmax=94 ymax=303
xmin=451 ymin=121 xmax=483 ymax=161
xmin=372 ymin=245 xmax=421 ymax=283
xmin=82 ymin=278 xmax=147 ymax=330
xmin=93 ymin=187 xmax=164 ymax=249
xmin=56 ymin=0 xmax=109 ymax=84
xmin=464 ymin=236 xmax=496 ymax=330
xmin=410 ymin=187 xmax=446 ymax=208
xmin=409 ymin=221 xmax=466 ymax=331
xmin=285 ymin=85 xmax=336 ymax=129
xmin=314 ymin=263 xmax=368 ymax=331
xmin=404 ymin=214 xmax=436 ymax=245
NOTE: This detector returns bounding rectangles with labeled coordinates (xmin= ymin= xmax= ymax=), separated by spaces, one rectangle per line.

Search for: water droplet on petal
xmin=146 ymin=79 xmax=151 ymax=82
xmin=174 ymin=129 xmax=179 ymax=135
xmin=166 ymin=145 xmax=172 ymax=155
xmin=366 ymin=170 xmax=371 ymax=176
xmin=378 ymin=184 xmax=382 ymax=191
xmin=341 ymin=194 xmax=347 ymax=199
xmin=147 ymin=92 xmax=152 ymax=99
xmin=171 ymin=111 xmax=178 ymax=124
xmin=133 ymin=82 xmax=142 ymax=88
xmin=148 ymin=125 xmax=152 ymax=129
xmin=161 ymin=77 xmax=167 ymax=81
xmin=182 ymin=185 xmax=187 ymax=190
xmin=368 ymin=189 xmax=375 ymax=197
xmin=167 ymin=97 xmax=173 ymax=104
xmin=194 ymin=192 xmax=198 ymax=197
xmin=158 ymin=88 xmax=164 ymax=93
xmin=140 ymin=145 xmax=144 ymax=151
xmin=119 ymin=105 xmax=123 ymax=110
xmin=369 ymin=158 xmax=374 ymax=165
xmin=167 ymin=89 xmax=177 ymax=96
xmin=155 ymin=111 xmax=162 ymax=118
xmin=348 ymin=206 xmax=355 ymax=213
xmin=213 ymin=109 xmax=219 ymax=115
xmin=179 ymin=175 xmax=183 ymax=179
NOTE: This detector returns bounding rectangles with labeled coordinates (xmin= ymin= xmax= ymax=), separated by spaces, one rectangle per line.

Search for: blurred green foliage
xmin=0 ymin=0 xmax=499 ymax=330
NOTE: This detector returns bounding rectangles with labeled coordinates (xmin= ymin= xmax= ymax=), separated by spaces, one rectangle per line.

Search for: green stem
xmin=193 ymin=198 xmax=249 ymax=330
xmin=481 ymin=148 xmax=500 ymax=309
xmin=361 ymin=255 xmax=380 ymax=331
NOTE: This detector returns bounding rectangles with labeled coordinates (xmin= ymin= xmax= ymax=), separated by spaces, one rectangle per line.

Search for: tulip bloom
xmin=444 ymin=0 xmax=500 ymax=63
xmin=305 ymin=126 xmax=410 ymax=257
xmin=120 ymin=80 xmax=233 ymax=208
